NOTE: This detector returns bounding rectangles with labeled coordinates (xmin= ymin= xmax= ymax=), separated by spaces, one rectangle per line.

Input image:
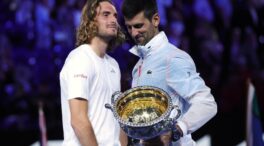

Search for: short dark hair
xmin=121 ymin=0 xmax=158 ymax=20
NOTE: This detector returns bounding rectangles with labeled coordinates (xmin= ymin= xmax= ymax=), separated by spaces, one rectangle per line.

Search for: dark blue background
xmin=0 ymin=0 xmax=263 ymax=145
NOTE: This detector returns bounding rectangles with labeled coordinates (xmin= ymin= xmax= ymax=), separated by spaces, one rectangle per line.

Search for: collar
xmin=129 ymin=31 xmax=169 ymax=58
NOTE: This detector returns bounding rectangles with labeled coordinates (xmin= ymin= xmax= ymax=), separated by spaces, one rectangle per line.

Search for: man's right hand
xmin=140 ymin=132 xmax=172 ymax=146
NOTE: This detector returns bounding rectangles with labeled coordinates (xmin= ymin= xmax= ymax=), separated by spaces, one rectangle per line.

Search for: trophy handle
xmin=105 ymin=91 xmax=122 ymax=111
xmin=163 ymin=105 xmax=181 ymax=129
xmin=171 ymin=105 xmax=181 ymax=120
xmin=111 ymin=91 xmax=122 ymax=104
xmin=105 ymin=103 xmax=113 ymax=111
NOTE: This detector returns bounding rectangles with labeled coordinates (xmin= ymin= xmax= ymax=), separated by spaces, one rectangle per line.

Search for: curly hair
xmin=76 ymin=0 xmax=125 ymax=51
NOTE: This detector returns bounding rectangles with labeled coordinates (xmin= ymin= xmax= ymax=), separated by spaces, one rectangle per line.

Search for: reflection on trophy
xmin=105 ymin=86 xmax=181 ymax=140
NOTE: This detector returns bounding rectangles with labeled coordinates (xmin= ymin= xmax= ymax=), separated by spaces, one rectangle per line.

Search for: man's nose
xmin=131 ymin=27 xmax=139 ymax=37
xmin=109 ymin=15 xmax=117 ymax=23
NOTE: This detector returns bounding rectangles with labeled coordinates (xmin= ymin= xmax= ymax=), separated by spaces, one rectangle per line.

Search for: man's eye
xmin=134 ymin=24 xmax=143 ymax=28
xmin=103 ymin=12 xmax=109 ymax=16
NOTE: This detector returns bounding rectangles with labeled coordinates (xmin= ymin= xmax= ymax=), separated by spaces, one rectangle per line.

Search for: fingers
xmin=160 ymin=131 xmax=172 ymax=146
xmin=139 ymin=132 xmax=172 ymax=146
xmin=140 ymin=137 xmax=163 ymax=146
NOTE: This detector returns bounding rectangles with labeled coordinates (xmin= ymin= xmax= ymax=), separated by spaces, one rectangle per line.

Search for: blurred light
xmin=28 ymin=57 xmax=36 ymax=65
xmin=27 ymin=32 xmax=34 ymax=40
xmin=121 ymin=43 xmax=131 ymax=51
xmin=259 ymin=35 xmax=264 ymax=44
xmin=54 ymin=45 xmax=62 ymax=53
xmin=22 ymin=81 xmax=31 ymax=93
xmin=9 ymin=1 xmax=17 ymax=11
xmin=5 ymin=21 xmax=13 ymax=29
xmin=54 ymin=58 xmax=62 ymax=66
xmin=2 ymin=63 xmax=9 ymax=71
xmin=28 ymin=20 xmax=34 ymax=27
xmin=4 ymin=115 xmax=17 ymax=127
xmin=54 ymin=31 xmax=66 ymax=42
xmin=5 ymin=84 xmax=14 ymax=96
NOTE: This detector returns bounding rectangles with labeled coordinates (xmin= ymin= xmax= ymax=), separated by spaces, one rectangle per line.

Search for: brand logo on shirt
xmin=110 ymin=69 xmax=115 ymax=73
xmin=74 ymin=74 xmax=87 ymax=79
xmin=147 ymin=70 xmax=152 ymax=74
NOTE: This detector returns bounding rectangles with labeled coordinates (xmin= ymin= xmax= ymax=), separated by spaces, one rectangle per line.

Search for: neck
xmin=90 ymin=37 xmax=109 ymax=58
xmin=154 ymin=29 xmax=160 ymax=37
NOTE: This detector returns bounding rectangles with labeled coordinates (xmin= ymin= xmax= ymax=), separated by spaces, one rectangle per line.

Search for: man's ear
xmin=152 ymin=13 xmax=160 ymax=27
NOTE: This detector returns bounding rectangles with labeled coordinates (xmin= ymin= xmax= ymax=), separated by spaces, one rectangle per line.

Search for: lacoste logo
xmin=147 ymin=70 xmax=152 ymax=74
xmin=110 ymin=69 xmax=115 ymax=73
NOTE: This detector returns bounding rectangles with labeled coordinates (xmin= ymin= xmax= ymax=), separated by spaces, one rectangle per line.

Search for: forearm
xmin=119 ymin=129 xmax=128 ymax=146
xmin=71 ymin=119 xmax=98 ymax=146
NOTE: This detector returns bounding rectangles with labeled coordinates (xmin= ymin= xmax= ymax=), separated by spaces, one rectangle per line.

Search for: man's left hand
xmin=159 ymin=131 xmax=172 ymax=146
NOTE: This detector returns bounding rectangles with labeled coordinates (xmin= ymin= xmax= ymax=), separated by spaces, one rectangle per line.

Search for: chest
xmin=132 ymin=57 xmax=167 ymax=88
xmin=93 ymin=61 xmax=120 ymax=92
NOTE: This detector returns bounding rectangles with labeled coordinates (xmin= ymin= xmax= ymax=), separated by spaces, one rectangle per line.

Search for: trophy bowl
xmin=105 ymin=86 xmax=181 ymax=140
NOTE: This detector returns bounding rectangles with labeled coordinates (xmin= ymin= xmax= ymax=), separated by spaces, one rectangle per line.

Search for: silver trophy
xmin=105 ymin=86 xmax=181 ymax=140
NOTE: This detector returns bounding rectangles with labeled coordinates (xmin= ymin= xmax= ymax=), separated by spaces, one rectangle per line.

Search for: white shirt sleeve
xmin=166 ymin=55 xmax=217 ymax=135
xmin=63 ymin=53 xmax=94 ymax=101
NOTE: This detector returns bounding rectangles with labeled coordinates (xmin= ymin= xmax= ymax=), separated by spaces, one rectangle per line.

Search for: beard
xmin=97 ymin=30 xmax=117 ymax=42
xmin=134 ymin=35 xmax=148 ymax=46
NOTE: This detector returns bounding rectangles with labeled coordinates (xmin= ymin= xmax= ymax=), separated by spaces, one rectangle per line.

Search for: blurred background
xmin=0 ymin=0 xmax=263 ymax=145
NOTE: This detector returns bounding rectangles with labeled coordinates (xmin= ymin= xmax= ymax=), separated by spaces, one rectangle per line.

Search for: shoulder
xmin=68 ymin=44 xmax=91 ymax=58
xmin=167 ymin=44 xmax=192 ymax=59
xmin=66 ymin=44 xmax=93 ymax=63
xmin=165 ymin=44 xmax=196 ymax=68
xmin=62 ymin=44 xmax=94 ymax=71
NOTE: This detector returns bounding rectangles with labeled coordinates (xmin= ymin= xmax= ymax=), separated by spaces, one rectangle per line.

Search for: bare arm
xmin=119 ymin=129 xmax=128 ymax=146
xmin=69 ymin=98 xmax=98 ymax=146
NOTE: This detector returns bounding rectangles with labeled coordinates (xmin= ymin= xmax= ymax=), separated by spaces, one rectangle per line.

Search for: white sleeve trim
xmin=177 ymin=120 xmax=188 ymax=136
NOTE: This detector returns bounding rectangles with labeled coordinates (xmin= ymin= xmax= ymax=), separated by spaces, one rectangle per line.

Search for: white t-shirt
xmin=60 ymin=44 xmax=121 ymax=146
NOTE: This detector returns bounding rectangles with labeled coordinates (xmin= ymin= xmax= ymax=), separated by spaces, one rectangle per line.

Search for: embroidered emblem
xmin=110 ymin=68 xmax=115 ymax=73
xmin=147 ymin=70 xmax=152 ymax=74
xmin=187 ymin=71 xmax=191 ymax=77
xmin=74 ymin=74 xmax=87 ymax=79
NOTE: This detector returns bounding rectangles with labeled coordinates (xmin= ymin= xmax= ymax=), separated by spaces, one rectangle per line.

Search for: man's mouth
xmin=108 ymin=24 xmax=117 ymax=29
xmin=135 ymin=35 xmax=143 ymax=41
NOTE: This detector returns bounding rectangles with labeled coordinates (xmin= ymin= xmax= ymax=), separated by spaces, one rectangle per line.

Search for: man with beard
xmin=121 ymin=0 xmax=217 ymax=145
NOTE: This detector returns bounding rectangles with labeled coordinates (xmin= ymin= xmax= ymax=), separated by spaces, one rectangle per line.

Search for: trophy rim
xmin=112 ymin=86 xmax=173 ymax=127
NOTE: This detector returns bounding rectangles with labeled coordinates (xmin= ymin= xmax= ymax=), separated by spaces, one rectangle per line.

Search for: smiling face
xmin=95 ymin=1 xmax=118 ymax=40
xmin=124 ymin=11 xmax=160 ymax=46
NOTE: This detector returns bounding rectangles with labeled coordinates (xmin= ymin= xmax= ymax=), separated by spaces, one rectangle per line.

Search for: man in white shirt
xmin=60 ymin=0 xmax=127 ymax=145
